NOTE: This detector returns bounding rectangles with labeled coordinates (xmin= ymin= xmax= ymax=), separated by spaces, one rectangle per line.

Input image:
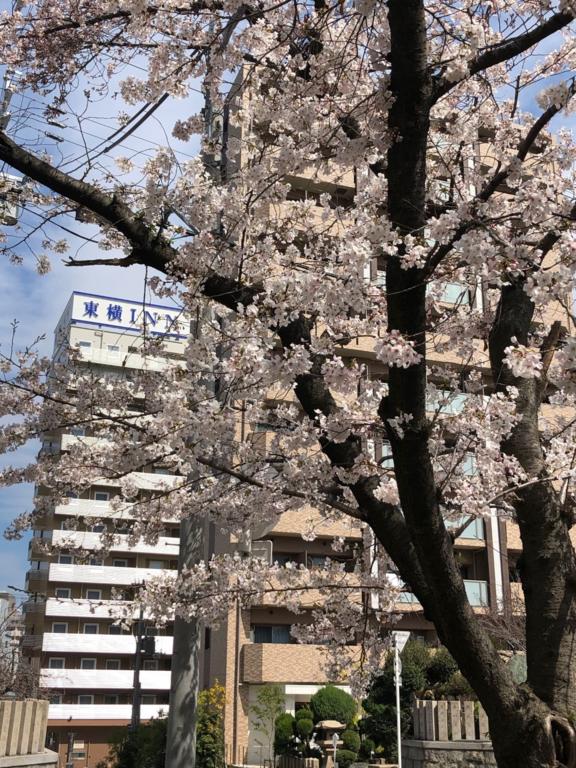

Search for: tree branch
xmin=432 ymin=11 xmax=575 ymax=101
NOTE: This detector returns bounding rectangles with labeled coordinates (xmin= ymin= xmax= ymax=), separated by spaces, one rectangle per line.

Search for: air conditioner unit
xmin=251 ymin=540 xmax=273 ymax=566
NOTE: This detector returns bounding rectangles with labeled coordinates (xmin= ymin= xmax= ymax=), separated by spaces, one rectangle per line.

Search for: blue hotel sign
xmin=70 ymin=292 xmax=188 ymax=338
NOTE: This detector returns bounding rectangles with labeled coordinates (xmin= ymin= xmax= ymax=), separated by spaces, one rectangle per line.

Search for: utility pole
xmin=164 ymin=516 xmax=203 ymax=768
xmin=130 ymin=603 xmax=145 ymax=733
xmin=394 ymin=637 xmax=403 ymax=768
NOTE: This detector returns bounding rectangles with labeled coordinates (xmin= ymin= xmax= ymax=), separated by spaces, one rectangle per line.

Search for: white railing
xmin=53 ymin=497 xmax=179 ymax=523
xmin=413 ymin=699 xmax=489 ymax=741
xmin=51 ymin=529 xmax=179 ymax=556
xmin=42 ymin=632 xmax=173 ymax=655
xmin=41 ymin=668 xmax=171 ymax=690
xmin=48 ymin=703 xmax=168 ymax=721
xmin=48 ymin=563 xmax=177 ymax=586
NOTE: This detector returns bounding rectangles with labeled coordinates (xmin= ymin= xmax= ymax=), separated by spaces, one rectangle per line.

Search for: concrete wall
xmin=402 ymin=740 xmax=496 ymax=768
xmin=0 ymin=752 xmax=57 ymax=768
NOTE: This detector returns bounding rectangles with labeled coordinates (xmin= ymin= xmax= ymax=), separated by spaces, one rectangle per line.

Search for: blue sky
xmin=0 ymin=50 xmax=203 ymax=594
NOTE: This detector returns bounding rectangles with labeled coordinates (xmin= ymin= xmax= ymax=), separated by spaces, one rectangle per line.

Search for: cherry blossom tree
xmin=2 ymin=2 xmax=576 ymax=766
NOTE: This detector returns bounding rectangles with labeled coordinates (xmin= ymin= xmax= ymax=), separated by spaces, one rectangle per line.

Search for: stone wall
xmin=402 ymin=739 xmax=496 ymax=768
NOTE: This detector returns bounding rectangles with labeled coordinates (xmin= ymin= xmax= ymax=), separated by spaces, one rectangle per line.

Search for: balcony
xmin=445 ymin=516 xmax=485 ymax=542
xmin=42 ymin=632 xmax=173 ymax=655
xmin=21 ymin=634 xmax=42 ymax=649
xmin=48 ymin=703 xmax=168 ymax=722
xmin=54 ymin=497 xmax=130 ymax=522
xmin=51 ymin=530 xmax=179 ymax=557
xmin=242 ymin=643 xmax=360 ymax=684
xmin=23 ymin=598 xmax=46 ymax=615
xmin=397 ymin=580 xmax=489 ymax=608
xmin=40 ymin=668 xmax=171 ymax=690
xmin=263 ymin=505 xmax=363 ymax=541
xmin=48 ymin=563 xmax=177 ymax=586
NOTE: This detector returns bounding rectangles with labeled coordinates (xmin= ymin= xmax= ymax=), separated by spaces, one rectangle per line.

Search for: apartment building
xmin=196 ymin=75 xmax=575 ymax=766
xmin=0 ymin=591 xmax=24 ymax=673
xmin=22 ymin=291 xmax=188 ymax=768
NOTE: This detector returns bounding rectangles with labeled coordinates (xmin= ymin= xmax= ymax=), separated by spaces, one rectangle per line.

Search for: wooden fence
xmin=0 ymin=699 xmax=49 ymax=757
xmin=412 ymin=699 xmax=490 ymax=742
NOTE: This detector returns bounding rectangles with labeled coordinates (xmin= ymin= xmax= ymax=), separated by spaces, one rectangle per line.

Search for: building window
xmin=142 ymin=695 xmax=156 ymax=705
xmin=58 ymin=554 xmax=74 ymax=565
xmin=104 ymin=695 xmax=119 ymax=705
xmin=147 ymin=560 xmax=164 ymax=570
xmin=83 ymin=624 xmax=99 ymax=635
xmin=48 ymin=658 xmax=65 ymax=669
xmin=273 ymin=554 xmax=299 ymax=567
xmin=49 ymin=695 xmax=62 ymax=705
xmin=106 ymin=659 xmax=121 ymax=670
xmin=113 ymin=559 xmax=128 ymax=568
xmin=77 ymin=695 xmax=93 ymax=705
xmin=93 ymin=491 xmax=109 ymax=502
xmin=85 ymin=589 xmax=102 ymax=600
xmin=91 ymin=523 xmax=105 ymax=533
xmin=77 ymin=341 xmax=92 ymax=349
xmin=109 ymin=624 xmax=122 ymax=635
xmin=80 ymin=658 xmax=96 ymax=670
xmin=252 ymin=625 xmax=293 ymax=644
xmin=52 ymin=623 xmax=68 ymax=633
xmin=107 ymin=344 xmax=120 ymax=357
xmin=89 ymin=557 xmax=103 ymax=566
xmin=143 ymin=659 xmax=158 ymax=671
xmin=55 ymin=588 xmax=71 ymax=599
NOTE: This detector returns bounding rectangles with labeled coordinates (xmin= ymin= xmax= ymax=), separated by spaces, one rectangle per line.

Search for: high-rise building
xmin=195 ymin=75 xmax=575 ymax=765
xmin=0 ymin=591 xmax=24 ymax=678
xmin=22 ymin=291 xmax=188 ymax=768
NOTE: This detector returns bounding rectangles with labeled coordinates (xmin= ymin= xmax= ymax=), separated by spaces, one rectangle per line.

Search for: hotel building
xmin=22 ymin=292 xmax=188 ymax=767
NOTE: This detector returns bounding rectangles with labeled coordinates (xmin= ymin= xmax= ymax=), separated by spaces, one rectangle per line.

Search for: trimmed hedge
xmin=335 ymin=749 xmax=357 ymax=768
xmin=341 ymin=730 xmax=361 ymax=753
xmin=310 ymin=686 xmax=357 ymax=726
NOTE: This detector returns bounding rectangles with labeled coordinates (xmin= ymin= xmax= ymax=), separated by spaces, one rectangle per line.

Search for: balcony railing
xmin=42 ymin=632 xmax=173 ymax=655
xmin=51 ymin=529 xmax=179 ymax=556
xmin=40 ymin=668 xmax=171 ymax=690
xmin=48 ymin=703 xmax=168 ymax=721
xmin=242 ymin=643 xmax=360 ymax=684
xmin=397 ymin=580 xmax=489 ymax=608
xmin=48 ymin=562 xmax=177 ymax=586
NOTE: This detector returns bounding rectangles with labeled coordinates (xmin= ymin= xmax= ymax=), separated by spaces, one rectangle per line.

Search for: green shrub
xmin=426 ymin=648 xmax=458 ymax=686
xmin=336 ymin=749 xmax=358 ymax=768
xmin=295 ymin=718 xmax=314 ymax=740
xmin=438 ymin=671 xmax=474 ymax=699
xmin=341 ymin=730 xmax=361 ymax=753
xmin=274 ymin=713 xmax=295 ymax=755
xmin=359 ymin=738 xmax=375 ymax=760
xmin=295 ymin=707 xmax=314 ymax=722
xmin=310 ymin=685 xmax=357 ymax=725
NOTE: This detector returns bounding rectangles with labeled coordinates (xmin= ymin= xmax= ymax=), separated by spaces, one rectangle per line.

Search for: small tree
xmin=274 ymin=713 xmax=296 ymax=757
xmin=309 ymin=685 xmax=357 ymax=726
xmin=196 ymin=681 xmax=226 ymax=768
xmin=251 ymin=685 xmax=286 ymax=766
xmin=97 ymin=682 xmax=225 ymax=768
